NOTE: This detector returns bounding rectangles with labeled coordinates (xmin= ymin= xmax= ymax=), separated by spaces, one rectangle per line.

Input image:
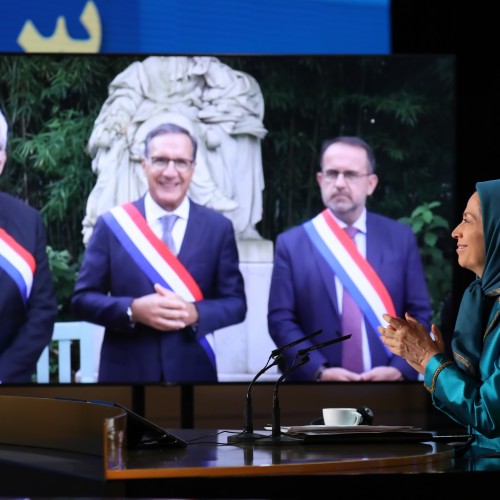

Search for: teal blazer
xmin=425 ymin=297 xmax=500 ymax=455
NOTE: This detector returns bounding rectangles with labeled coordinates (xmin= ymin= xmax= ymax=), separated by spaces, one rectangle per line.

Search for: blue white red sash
xmin=0 ymin=228 xmax=36 ymax=303
xmin=102 ymin=203 xmax=215 ymax=367
xmin=303 ymin=209 xmax=396 ymax=353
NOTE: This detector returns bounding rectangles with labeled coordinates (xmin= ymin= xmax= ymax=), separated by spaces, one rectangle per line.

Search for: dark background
xmin=392 ymin=1 xmax=496 ymax=320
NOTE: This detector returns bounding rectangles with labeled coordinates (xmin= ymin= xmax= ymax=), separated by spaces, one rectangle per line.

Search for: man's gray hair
xmin=0 ymin=110 xmax=7 ymax=151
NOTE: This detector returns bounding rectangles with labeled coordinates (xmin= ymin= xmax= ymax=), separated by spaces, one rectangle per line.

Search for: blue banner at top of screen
xmin=1 ymin=0 xmax=390 ymax=55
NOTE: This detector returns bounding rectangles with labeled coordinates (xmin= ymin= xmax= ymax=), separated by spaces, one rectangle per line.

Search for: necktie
xmin=160 ymin=214 xmax=179 ymax=255
xmin=341 ymin=226 xmax=364 ymax=373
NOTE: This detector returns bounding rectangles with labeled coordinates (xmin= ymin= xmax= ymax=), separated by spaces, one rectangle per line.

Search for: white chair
xmin=36 ymin=321 xmax=104 ymax=383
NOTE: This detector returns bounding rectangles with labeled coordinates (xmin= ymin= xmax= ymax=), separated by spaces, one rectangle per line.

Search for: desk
xmin=104 ymin=430 xmax=500 ymax=498
xmin=107 ymin=428 xmax=456 ymax=479
xmin=2 ymin=428 xmax=498 ymax=498
xmin=0 ymin=396 xmax=498 ymax=498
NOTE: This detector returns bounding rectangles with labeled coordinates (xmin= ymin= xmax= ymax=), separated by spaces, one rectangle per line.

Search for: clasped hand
xmin=129 ymin=283 xmax=199 ymax=331
xmin=320 ymin=366 xmax=404 ymax=381
xmin=377 ymin=312 xmax=444 ymax=375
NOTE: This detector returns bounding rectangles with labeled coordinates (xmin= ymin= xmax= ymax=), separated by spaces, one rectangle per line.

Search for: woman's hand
xmin=377 ymin=312 xmax=445 ymax=375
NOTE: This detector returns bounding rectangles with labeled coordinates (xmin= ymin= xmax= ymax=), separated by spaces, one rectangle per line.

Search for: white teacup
xmin=322 ymin=407 xmax=362 ymax=426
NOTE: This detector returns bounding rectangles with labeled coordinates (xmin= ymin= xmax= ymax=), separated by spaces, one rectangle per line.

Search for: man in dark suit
xmin=0 ymin=109 xmax=58 ymax=383
xmin=267 ymin=136 xmax=431 ymax=381
xmin=71 ymin=121 xmax=247 ymax=383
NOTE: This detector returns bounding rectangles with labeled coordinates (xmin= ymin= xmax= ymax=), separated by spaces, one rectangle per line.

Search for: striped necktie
xmin=160 ymin=214 xmax=179 ymax=255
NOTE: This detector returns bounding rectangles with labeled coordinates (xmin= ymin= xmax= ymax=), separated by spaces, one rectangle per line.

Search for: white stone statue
xmin=82 ymin=55 xmax=269 ymax=248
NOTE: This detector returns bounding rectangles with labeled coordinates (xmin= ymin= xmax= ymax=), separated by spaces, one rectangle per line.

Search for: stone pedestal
xmin=214 ymin=238 xmax=279 ymax=381
xmin=236 ymin=237 xmax=274 ymax=264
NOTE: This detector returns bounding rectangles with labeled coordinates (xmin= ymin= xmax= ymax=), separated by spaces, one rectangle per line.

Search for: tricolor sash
xmin=303 ymin=209 xmax=395 ymax=355
xmin=0 ymin=228 xmax=36 ymax=303
xmin=102 ymin=203 xmax=215 ymax=367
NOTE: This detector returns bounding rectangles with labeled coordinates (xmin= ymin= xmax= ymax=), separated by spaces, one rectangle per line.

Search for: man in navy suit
xmin=71 ymin=121 xmax=247 ymax=383
xmin=0 ymin=109 xmax=58 ymax=383
xmin=267 ymin=136 xmax=431 ymax=381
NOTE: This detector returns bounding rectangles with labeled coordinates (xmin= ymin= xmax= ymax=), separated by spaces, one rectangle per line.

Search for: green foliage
xmin=221 ymin=55 xmax=455 ymax=238
xmin=399 ymin=202 xmax=453 ymax=324
xmin=46 ymin=246 xmax=79 ymax=319
xmin=0 ymin=54 xmax=135 ymax=258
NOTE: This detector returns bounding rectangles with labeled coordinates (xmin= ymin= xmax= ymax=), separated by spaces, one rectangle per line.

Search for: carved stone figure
xmin=83 ymin=55 xmax=268 ymax=246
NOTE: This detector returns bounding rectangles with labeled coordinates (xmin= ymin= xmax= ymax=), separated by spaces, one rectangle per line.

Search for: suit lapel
xmin=179 ymin=201 xmax=204 ymax=261
xmin=365 ymin=212 xmax=383 ymax=271
xmin=0 ymin=193 xmax=9 ymax=229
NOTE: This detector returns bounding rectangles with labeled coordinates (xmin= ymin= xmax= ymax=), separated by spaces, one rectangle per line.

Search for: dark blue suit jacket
xmin=71 ymin=196 xmax=247 ymax=383
xmin=267 ymin=211 xmax=432 ymax=381
xmin=0 ymin=192 xmax=57 ymax=383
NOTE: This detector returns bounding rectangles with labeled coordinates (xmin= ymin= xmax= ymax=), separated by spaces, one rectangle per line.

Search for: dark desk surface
xmin=2 ymin=427 xmax=500 ymax=498
xmin=108 ymin=429 xmax=500 ymax=498
xmin=107 ymin=428 xmax=457 ymax=478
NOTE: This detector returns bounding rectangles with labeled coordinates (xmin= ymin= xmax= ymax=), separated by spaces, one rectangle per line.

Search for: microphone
xmin=254 ymin=333 xmax=352 ymax=446
xmin=297 ymin=333 xmax=351 ymax=356
xmin=227 ymin=329 xmax=323 ymax=444
xmin=270 ymin=329 xmax=323 ymax=358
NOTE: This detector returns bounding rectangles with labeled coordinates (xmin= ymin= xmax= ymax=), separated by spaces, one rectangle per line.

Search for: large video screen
xmin=0 ymin=53 xmax=455 ymax=385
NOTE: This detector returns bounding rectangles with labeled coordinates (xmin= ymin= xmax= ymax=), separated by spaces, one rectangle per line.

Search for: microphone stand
xmin=253 ymin=354 xmax=310 ymax=446
xmin=227 ymin=354 xmax=284 ymax=444
xmin=254 ymin=333 xmax=352 ymax=447
xmin=227 ymin=329 xmax=323 ymax=445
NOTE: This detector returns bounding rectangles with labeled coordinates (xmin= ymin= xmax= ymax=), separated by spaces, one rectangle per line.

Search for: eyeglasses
xmin=148 ymin=156 xmax=194 ymax=172
xmin=321 ymin=170 xmax=372 ymax=183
